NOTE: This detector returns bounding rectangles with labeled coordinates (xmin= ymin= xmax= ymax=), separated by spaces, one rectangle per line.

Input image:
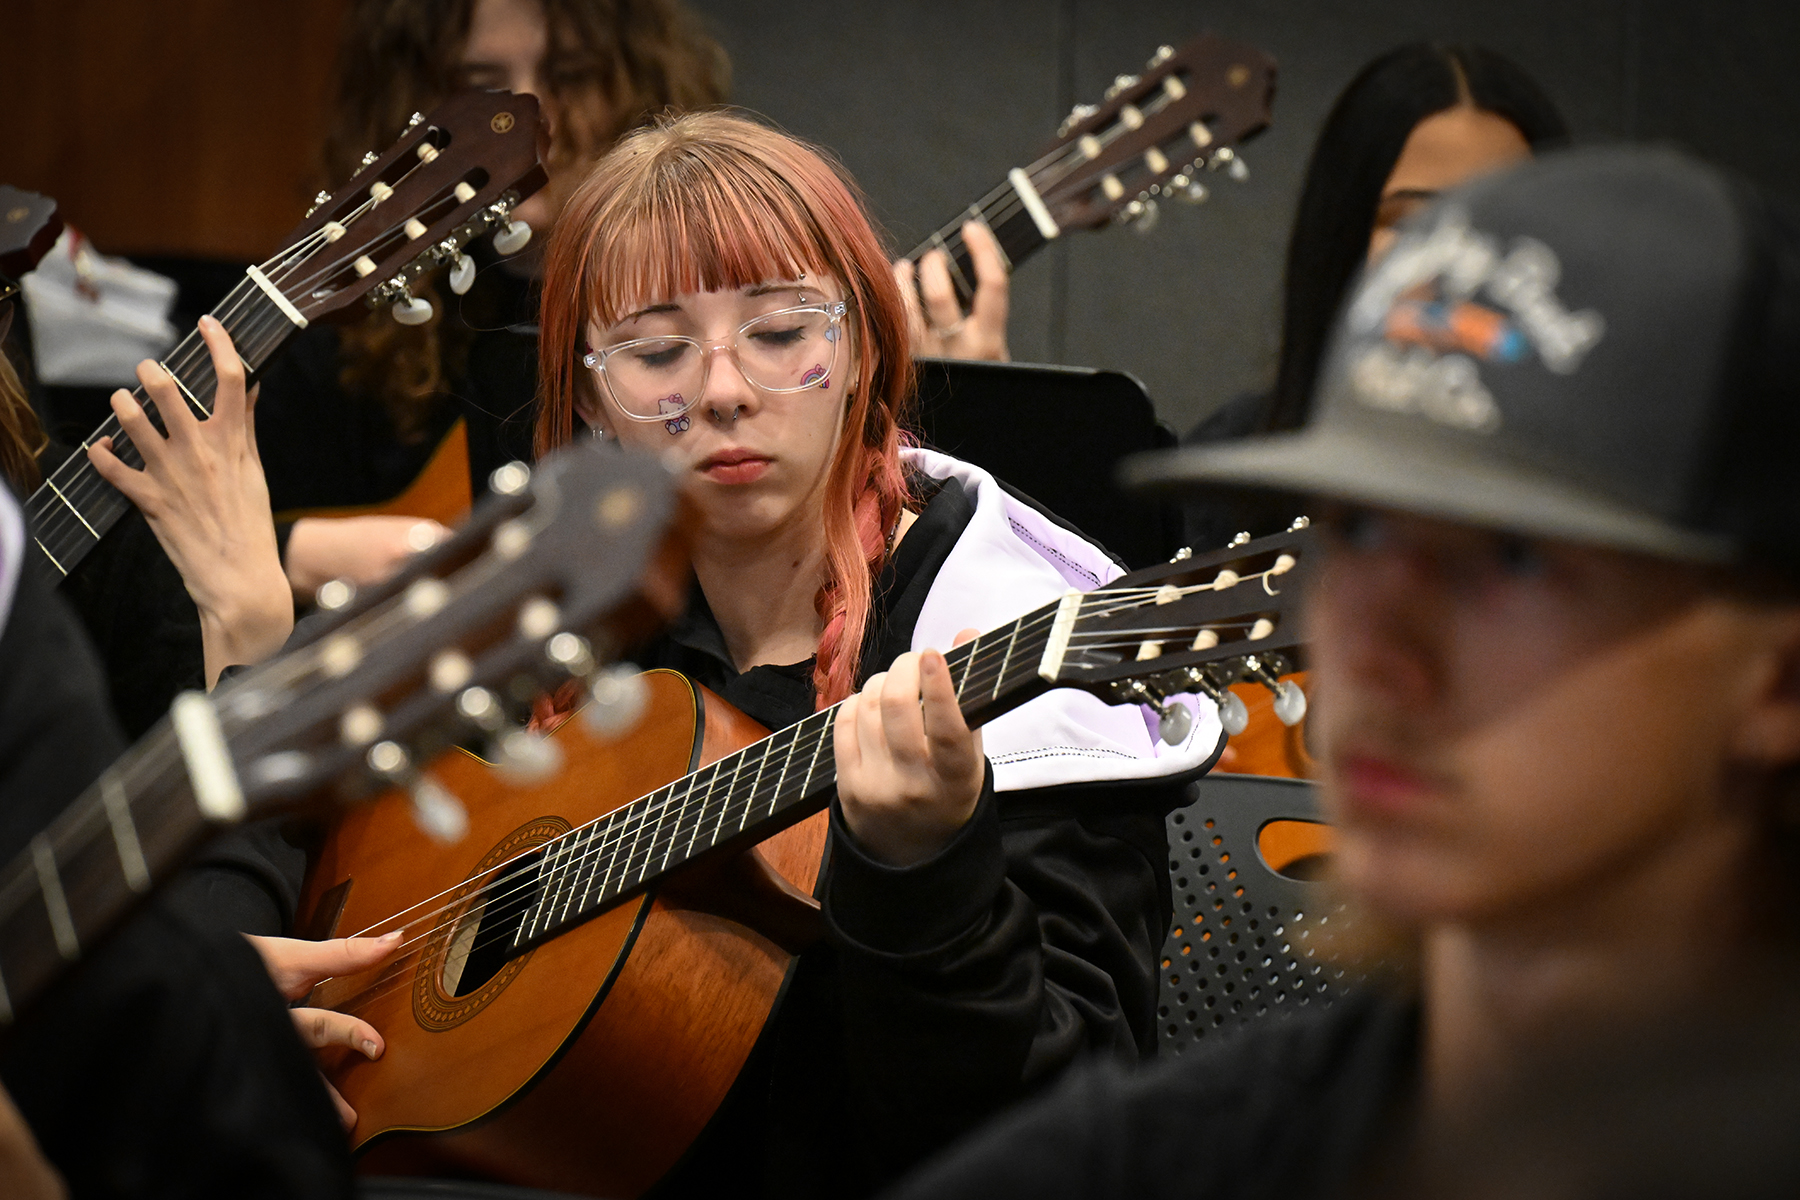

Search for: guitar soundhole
xmin=443 ymin=849 xmax=544 ymax=998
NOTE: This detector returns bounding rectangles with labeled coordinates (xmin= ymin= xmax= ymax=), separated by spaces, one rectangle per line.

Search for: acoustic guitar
xmin=21 ymin=88 xmax=547 ymax=583
xmin=298 ymin=522 xmax=1317 ymax=1195
xmin=901 ymin=33 xmax=1275 ymax=302
xmin=0 ymin=443 xmax=685 ymax=1026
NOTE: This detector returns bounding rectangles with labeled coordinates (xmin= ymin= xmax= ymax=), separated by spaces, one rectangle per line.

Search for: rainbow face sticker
xmin=800 ymin=364 xmax=830 ymax=390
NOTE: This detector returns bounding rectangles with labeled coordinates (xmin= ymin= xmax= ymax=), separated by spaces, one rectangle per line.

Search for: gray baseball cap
xmin=1127 ymin=146 xmax=1800 ymax=570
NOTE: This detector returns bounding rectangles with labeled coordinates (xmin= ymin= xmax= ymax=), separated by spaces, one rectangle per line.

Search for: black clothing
xmin=885 ymin=991 xmax=1418 ymax=1200
xmin=1179 ymin=392 xmax=1307 ymax=555
xmin=254 ymin=261 xmax=538 ymax=515
xmin=0 ymin=533 xmax=352 ymax=1199
xmin=645 ymin=476 xmax=1199 ymax=1199
xmin=26 ymin=440 xmax=207 ymax=740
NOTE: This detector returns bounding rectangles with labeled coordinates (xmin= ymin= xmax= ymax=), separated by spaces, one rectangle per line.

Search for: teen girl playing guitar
xmin=523 ymin=109 xmax=1220 ymax=1197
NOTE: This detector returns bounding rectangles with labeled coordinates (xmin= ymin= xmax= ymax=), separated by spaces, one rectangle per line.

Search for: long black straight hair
xmin=1263 ymin=43 xmax=1570 ymax=431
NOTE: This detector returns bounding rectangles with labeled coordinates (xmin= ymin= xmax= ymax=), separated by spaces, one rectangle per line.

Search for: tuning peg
xmin=1057 ymin=102 xmax=1099 ymax=138
xmin=1105 ymin=73 xmax=1140 ymax=100
xmin=1240 ymin=656 xmax=1307 ymax=727
xmin=448 ymin=252 xmax=476 ymax=295
xmin=583 ymin=665 xmax=649 ymax=738
xmin=306 ymin=190 xmax=332 ymax=218
xmin=367 ymin=741 xmax=467 ymax=844
xmin=392 ymin=293 xmax=434 ymax=325
xmin=1148 ymin=44 xmax=1176 ymax=68
xmin=1218 ymin=690 xmax=1250 ymax=736
xmin=1228 ymin=156 xmax=1250 ymax=183
xmin=1170 ymin=173 xmax=1209 ymax=205
xmin=493 ymin=220 xmax=532 ymax=256
xmin=1155 ymin=699 xmax=1194 ymax=747
xmin=1124 ymin=197 xmax=1160 ymax=234
xmin=406 ymin=111 xmax=425 ymax=130
xmin=1272 ymin=681 xmax=1307 ymax=727
xmin=359 ymin=150 xmax=379 ymax=169
xmin=492 ymin=728 xmax=564 ymax=783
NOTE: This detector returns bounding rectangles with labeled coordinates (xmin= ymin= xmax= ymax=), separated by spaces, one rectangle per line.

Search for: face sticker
xmin=800 ymin=364 xmax=830 ymax=390
xmin=656 ymin=394 xmax=690 ymax=435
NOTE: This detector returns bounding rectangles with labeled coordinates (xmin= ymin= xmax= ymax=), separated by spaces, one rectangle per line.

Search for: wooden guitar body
xmin=300 ymin=669 xmax=827 ymax=1196
xmin=275 ymin=418 xmax=474 ymax=528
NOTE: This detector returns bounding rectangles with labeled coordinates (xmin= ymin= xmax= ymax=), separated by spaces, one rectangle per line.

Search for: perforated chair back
xmin=1159 ymin=773 xmax=1353 ymax=1054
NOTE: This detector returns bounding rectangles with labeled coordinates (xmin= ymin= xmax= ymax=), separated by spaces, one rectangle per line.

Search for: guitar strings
xmin=30 ymin=143 xmax=464 ymax=556
xmin=338 ymin=559 xmax=1290 ymax=976
xmin=316 ymin=576 xmax=1274 ymax=1015
xmin=906 ymin=78 xmax=1195 ymax=271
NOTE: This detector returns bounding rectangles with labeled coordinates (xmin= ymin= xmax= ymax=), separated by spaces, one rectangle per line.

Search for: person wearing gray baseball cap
xmin=881 ymin=146 xmax=1800 ymax=1199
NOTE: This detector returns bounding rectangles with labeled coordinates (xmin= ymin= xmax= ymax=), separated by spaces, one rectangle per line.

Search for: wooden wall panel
xmin=0 ymin=0 xmax=348 ymax=260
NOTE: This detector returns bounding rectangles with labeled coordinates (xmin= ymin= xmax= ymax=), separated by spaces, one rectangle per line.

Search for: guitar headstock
xmin=212 ymin=445 xmax=687 ymax=835
xmin=267 ymin=89 xmax=547 ymax=329
xmin=1033 ymin=34 xmax=1275 ymax=236
xmin=1043 ymin=521 xmax=1314 ymax=739
xmin=0 ymin=186 xmax=62 ymax=287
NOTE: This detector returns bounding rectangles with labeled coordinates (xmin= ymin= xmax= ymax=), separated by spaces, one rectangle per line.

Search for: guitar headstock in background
xmin=1038 ymin=521 xmax=1314 ymax=744
xmin=280 ymin=88 xmax=549 ymax=328
xmin=906 ymin=33 xmax=1276 ymax=300
xmin=0 ymin=186 xmax=62 ymax=292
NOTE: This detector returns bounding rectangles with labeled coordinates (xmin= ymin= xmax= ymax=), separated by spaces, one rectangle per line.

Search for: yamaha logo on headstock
xmin=491 ymin=112 xmax=516 ymax=134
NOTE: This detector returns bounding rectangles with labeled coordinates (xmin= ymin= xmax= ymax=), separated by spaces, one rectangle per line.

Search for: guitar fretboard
xmin=0 ymin=709 xmax=222 ymax=1023
xmin=905 ymin=185 xmax=1051 ymax=307
xmin=511 ymin=595 xmax=1067 ymax=954
xmin=26 ymin=278 xmax=303 ymax=579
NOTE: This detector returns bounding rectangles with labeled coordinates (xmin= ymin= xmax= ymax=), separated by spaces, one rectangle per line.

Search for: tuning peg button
xmin=408 ymin=776 xmax=468 ymax=843
xmin=1220 ymin=691 xmax=1250 ymax=737
xmin=1272 ymin=680 xmax=1308 ymax=727
xmin=1156 ymin=700 xmax=1194 ymax=747
xmin=449 ymin=252 xmax=476 ymax=295
xmin=583 ymin=666 xmax=649 ymax=738
xmin=392 ymin=295 xmax=434 ymax=325
xmin=493 ymin=220 xmax=532 ymax=256
xmin=492 ymin=728 xmax=563 ymax=783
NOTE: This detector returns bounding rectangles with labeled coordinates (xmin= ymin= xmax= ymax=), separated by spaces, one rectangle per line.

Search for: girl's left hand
xmin=88 ymin=316 xmax=293 ymax=686
xmin=834 ymin=630 xmax=986 ymax=867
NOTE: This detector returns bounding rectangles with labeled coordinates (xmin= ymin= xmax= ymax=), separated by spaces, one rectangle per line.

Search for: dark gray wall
xmin=688 ymin=0 xmax=1800 ymax=433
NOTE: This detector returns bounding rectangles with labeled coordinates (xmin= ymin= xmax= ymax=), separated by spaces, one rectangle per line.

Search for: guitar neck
xmin=904 ymin=174 xmax=1054 ymax=304
xmin=26 ymin=275 xmax=305 ymax=579
xmin=0 ymin=695 xmax=238 ymax=1022
xmin=512 ymin=597 xmax=1065 ymax=954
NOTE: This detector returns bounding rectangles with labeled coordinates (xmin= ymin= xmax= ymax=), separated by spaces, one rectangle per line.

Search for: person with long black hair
xmin=1185 ymin=42 xmax=1568 ymax=551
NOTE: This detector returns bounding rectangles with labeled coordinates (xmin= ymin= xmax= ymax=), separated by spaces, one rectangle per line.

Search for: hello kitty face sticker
xmin=657 ymin=394 xmax=690 ymax=435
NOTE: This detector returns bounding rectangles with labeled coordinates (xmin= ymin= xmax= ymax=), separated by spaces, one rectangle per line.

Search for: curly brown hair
xmin=323 ymin=0 xmax=729 ymax=443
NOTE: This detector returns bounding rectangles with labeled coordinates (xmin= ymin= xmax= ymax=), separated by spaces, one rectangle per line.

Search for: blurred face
xmin=457 ymin=0 xmax=606 ymax=235
xmin=582 ymin=278 xmax=853 ymax=546
xmin=1308 ymin=507 xmax=1787 ymax=928
xmin=1368 ymin=105 xmax=1533 ymax=262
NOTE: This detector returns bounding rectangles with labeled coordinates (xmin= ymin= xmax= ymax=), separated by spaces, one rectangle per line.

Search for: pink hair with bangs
xmin=535 ymin=109 xmax=915 ymax=707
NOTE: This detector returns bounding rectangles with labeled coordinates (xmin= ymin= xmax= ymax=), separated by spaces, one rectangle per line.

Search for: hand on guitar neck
xmin=835 ymin=631 xmax=988 ymax=867
xmin=86 ymin=316 xmax=294 ymax=686
xmin=895 ymin=219 xmax=1011 ymax=363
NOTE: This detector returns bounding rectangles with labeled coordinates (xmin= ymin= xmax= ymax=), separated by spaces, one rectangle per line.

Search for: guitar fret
xmin=553 ymin=825 xmax=596 ymax=927
xmin=528 ymin=832 xmax=578 ymax=940
xmin=32 ymin=538 xmax=66 ymax=576
xmin=594 ymin=799 xmax=641 ymax=908
xmin=955 ymin=644 xmax=976 ymax=698
xmin=157 ymin=360 xmax=210 ymax=418
xmin=993 ymin=619 xmax=1022 ymax=698
xmin=793 ymin=720 xmax=829 ymax=805
xmin=100 ymin=773 xmax=151 ymax=893
xmin=570 ymin=819 xmax=609 ymax=915
xmin=926 ymin=229 xmax=975 ymax=300
xmin=763 ymin=725 xmax=803 ymax=818
xmin=40 ymin=477 xmax=99 ymax=539
xmin=29 ymin=836 xmax=79 ymax=961
xmin=731 ymin=740 xmax=774 ymax=837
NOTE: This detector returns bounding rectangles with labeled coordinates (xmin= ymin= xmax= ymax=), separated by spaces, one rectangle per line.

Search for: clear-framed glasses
xmin=582 ymin=301 xmax=848 ymax=424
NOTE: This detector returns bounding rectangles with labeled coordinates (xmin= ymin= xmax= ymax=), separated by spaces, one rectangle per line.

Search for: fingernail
xmin=199 ymin=314 xmax=219 ymax=331
xmin=362 ymin=1039 xmax=381 ymax=1058
xmin=379 ymin=930 xmax=402 ymax=943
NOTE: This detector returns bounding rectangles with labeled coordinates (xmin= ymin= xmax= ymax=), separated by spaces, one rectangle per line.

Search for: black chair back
xmin=1159 ymin=773 xmax=1361 ymax=1053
